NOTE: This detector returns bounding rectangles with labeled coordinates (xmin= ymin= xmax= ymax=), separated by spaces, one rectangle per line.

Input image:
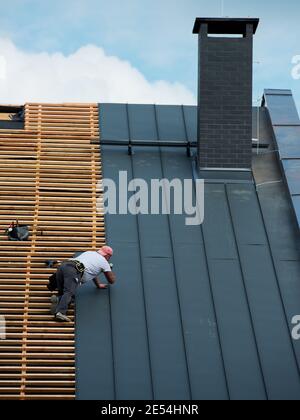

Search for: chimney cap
xmin=193 ymin=17 xmax=259 ymax=35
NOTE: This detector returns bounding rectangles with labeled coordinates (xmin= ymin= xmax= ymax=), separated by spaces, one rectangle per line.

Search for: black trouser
xmin=55 ymin=262 xmax=83 ymax=315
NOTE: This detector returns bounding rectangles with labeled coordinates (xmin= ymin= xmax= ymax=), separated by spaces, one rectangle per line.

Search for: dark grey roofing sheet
xmin=100 ymin=103 xmax=197 ymax=143
xmin=0 ymin=121 xmax=24 ymax=129
xmin=263 ymin=90 xmax=300 ymax=126
xmin=293 ymin=196 xmax=300 ymax=224
xmin=282 ymin=160 xmax=300 ymax=195
xmin=75 ymin=282 xmax=115 ymax=400
xmin=252 ymin=125 xmax=300 ymax=396
xmin=127 ymin=104 xmax=157 ymax=141
xmin=274 ymin=126 xmax=300 ymax=159
xmin=75 ymin=103 xmax=300 ymax=400
xmin=264 ymin=89 xmax=300 ymax=230
xmin=100 ymin=103 xmax=129 ymax=141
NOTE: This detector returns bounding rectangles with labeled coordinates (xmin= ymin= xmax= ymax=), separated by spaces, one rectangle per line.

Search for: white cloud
xmin=0 ymin=55 xmax=6 ymax=79
xmin=0 ymin=38 xmax=196 ymax=105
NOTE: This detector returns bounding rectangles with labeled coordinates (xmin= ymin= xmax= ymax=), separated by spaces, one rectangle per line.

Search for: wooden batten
xmin=0 ymin=103 xmax=104 ymax=400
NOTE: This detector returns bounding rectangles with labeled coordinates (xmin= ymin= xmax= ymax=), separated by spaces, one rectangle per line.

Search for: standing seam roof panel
xmin=103 ymin=148 xmax=154 ymax=400
xmin=227 ymin=183 xmax=300 ymax=399
xmin=256 ymin=182 xmax=300 ymax=371
xmin=202 ymin=182 xmax=267 ymax=400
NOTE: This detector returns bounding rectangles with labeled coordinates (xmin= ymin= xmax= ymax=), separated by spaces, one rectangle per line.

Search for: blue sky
xmin=0 ymin=0 xmax=299 ymax=108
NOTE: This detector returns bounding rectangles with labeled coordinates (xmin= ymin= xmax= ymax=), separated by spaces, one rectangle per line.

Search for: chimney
xmin=193 ymin=18 xmax=259 ymax=172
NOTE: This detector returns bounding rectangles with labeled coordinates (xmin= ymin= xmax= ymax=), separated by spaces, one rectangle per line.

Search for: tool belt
xmin=69 ymin=260 xmax=85 ymax=275
xmin=5 ymin=221 xmax=29 ymax=241
xmin=46 ymin=260 xmax=85 ymax=292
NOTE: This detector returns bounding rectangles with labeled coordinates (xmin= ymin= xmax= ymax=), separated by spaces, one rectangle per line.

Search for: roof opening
xmin=0 ymin=105 xmax=25 ymax=129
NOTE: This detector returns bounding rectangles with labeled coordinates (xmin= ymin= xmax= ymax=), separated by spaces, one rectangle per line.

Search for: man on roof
xmin=51 ymin=246 xmax=116 ymax=322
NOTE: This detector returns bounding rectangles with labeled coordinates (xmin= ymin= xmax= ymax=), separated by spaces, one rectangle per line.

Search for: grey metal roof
xmin=99 ymin=103 xmax=197 ymax=143
xmin=76 ymin=103 xmax=300 ymax=400
xmin=263 ymin=89 xmax=300 ymax=230
xmin=0 ymin=122 xmax=24 ymax=129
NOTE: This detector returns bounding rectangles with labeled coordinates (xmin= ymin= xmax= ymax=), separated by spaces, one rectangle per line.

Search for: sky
xmin=0 ymin=0 xmax=299 ymax=109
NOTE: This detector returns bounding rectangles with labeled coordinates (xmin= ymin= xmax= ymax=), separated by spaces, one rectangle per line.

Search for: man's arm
xmin=104 ymin=270 xmax=116 ymax=285
xmin=93 ymin=271 xmax=116 ymax=289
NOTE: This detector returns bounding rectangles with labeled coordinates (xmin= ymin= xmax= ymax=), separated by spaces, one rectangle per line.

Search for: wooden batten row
xmin=0 ymin=103 xmax=104 ymax=400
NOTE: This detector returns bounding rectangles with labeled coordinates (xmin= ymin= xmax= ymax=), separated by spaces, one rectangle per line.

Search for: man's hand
xmin=98 ymin=283 xmax=108 ymax=290
xmin=93 ymin=277 xmax=108 ymax=289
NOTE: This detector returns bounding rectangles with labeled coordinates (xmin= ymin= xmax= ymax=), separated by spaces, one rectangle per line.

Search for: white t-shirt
xmin=74 ymin=251 xmax=111 ymax=283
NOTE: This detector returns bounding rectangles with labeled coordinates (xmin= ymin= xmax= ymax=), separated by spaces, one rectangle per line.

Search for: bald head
xmin=98 ymin=246 xmax=113 ymax=260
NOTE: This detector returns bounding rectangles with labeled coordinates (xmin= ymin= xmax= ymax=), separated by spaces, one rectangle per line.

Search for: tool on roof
xmin=9 ymin=108 xmax=25 ymax=122
xmin=5 ymin=220 xmax=29 ymax=241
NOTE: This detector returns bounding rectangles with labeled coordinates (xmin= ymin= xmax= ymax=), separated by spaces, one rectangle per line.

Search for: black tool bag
xmin=47 ymin=273 xmax=58 ymax=292
xmin=5 ymin=221 xmax=29 ymax=241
